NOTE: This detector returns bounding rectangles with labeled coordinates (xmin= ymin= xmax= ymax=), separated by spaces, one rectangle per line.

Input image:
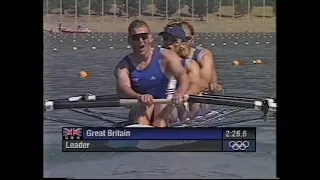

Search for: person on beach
xmin=114 ymin=20 xmax=190 ymax=127
xmin=161 ymin=19 xmax=224 ymax=118
xmin=58 ymin=22 xmax=62 ymax=31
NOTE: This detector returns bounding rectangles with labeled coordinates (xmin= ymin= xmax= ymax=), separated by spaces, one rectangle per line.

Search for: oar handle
xmin=119 ymin=99 xmax=172 ymax=105
xmin=44 ymin=98 xmax=173 ymax=112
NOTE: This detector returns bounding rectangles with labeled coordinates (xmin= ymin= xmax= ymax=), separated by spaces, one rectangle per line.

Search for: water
xmin=43 ymin=32 xmax=276 ymax=179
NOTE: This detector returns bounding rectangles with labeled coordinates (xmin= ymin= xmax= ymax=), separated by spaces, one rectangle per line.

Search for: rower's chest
xmin=135 ymin=61 xmax=150 ymax=70
xmin=130 ymin=64 xmax=167 ymax=89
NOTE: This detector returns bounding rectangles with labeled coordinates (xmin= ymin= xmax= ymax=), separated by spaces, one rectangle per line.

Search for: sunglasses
xmin=130 ymin=33 xmax=149 ymax=41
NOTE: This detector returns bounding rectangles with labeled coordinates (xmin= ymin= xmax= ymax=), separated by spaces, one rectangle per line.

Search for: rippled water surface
xmin=44 ymin=32 xmax=276 ymax=179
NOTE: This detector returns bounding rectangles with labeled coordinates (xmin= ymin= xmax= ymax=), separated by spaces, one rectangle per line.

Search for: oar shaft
xmin=44 ymin=99 xmax=172 ymax=111
xmin=102 ymin=93 xmax=260 ymax=102
xmin=48 ymin=100 xmax=121 ymax=110
xmin=48 ymin=94 xmax=120 ymax=103
xmin=188 ymin=95 xmax=276 ymax=111
xmin=188 ymin=96 xmax=256 ymax=108
xmin=202 ymin=92 xmax=260 ymax=102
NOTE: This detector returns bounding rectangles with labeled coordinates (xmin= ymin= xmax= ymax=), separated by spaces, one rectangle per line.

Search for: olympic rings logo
xmin=228 ymin=141 xmax=250 ymax=151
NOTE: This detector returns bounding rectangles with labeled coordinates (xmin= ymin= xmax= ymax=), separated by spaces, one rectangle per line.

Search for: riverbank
xmin=44 ymin=5 xmax=275 ymax=33
xmin=44 ymin=15 xmax=275 ymax=33
xmin=44 ymin=4 xmax=275 ymax=33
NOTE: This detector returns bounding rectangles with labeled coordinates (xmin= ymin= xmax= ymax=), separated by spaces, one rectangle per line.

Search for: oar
xmin=48 ymin=93 xmax=119 ymax=103
xmin=44 ymin=99 xmax=172 ymax=111
xmin=44 ymin=95 xmax=276 ymax=113
xmin=201 ymin=92 xmax=275 ymax=102
xmin=188 ymin=95 xmax=275 ymax=109
xmin=48 ymin=93 xmax=276 ymax=104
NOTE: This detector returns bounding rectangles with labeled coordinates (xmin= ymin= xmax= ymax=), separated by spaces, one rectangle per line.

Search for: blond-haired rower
xmin=164 ymin=19 xmax=223 ymax=93
xmin=162 ymin=20 xmax=224 ymax=119
xmin=158 ymin=25 xmax=201 ymax=121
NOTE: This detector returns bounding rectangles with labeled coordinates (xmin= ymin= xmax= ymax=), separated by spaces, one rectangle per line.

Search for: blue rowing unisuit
xmin=125 ymin=48 xmax=170 ymax=99
xmin=192 ymin=46 xmax=205 ymax=62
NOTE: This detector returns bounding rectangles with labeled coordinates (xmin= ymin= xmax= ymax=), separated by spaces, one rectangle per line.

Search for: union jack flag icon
xmin=63 ymin=128 xmax=82 ymax=140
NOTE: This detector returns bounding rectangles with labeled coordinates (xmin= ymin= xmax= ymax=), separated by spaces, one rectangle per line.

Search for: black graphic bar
xmin=62 ymin=140 xmax=223 ymax=152
xmin=62 ymin=139 xmax=257 ymax=152
xmin=222 ymin=127 xmax=256 ymax=140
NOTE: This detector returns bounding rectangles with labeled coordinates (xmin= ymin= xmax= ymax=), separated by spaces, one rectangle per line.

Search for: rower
xmin=164 ymin=19 xmax=223 ymax=93
xmin=114 ymin=19 xmax=190 ymax=127
xmin=158 ymin=25 xmax=201 ymax=121
xmin=162 ymin=19 xmax=224 ymax=117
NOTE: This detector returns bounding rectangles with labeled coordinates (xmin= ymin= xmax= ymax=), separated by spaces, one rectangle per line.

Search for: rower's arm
xmin=164 ymin=50 xmax=190 ymax=94
xmin=114 ymin=61 xmax=140 ymax=98
xmin=198 ymin=50 xmax=215 ymax=91
xmin=208 ymin=50 xmax=219 ymax=84
xmin=186 ymin=60 xmax=201 ymax=95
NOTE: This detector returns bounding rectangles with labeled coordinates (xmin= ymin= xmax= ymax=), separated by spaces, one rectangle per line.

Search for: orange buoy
xmin=80 ymin=71 xmax=91 ymax=78
xmin=232 ymin=60 xmax=244 ymax=66
xmin=252 ymin=59 xmax=263 ymax=64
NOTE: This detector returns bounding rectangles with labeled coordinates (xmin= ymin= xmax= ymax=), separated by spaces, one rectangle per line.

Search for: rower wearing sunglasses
xmin=114 ymin=20 xmax=190 ymax=127
xmin=158 ymin=25 xmax=202 ymax=121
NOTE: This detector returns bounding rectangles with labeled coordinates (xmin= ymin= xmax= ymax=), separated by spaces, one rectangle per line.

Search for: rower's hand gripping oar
xmin=44 ymin=93 xmax=277 ymax=115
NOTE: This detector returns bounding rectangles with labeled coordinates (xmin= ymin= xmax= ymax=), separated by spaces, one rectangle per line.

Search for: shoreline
xmin=44 ymin=14 xmax=276 ymax=33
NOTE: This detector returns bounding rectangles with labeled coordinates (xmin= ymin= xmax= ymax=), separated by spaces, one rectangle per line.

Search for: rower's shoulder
xmin=115 ymin=54 xmax=132 ymax=69
xmin=114 ymin=55 xmax=133 ymax=77
xmin=198 ymin=47 xmax=213 ymax=55
xmin=186 ymin=58 xmax=200 ymax=69
xmin=159 ymin=47 xmax=170 ymax=55
xmin=160 ymin=48 xmax=180 ymax=60
xmin=197 ymin=47 xmax=214 ymax=62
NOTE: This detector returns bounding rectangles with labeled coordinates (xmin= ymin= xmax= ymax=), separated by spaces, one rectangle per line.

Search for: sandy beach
xmin=44 ymin=6 xmax=275 ymax=33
